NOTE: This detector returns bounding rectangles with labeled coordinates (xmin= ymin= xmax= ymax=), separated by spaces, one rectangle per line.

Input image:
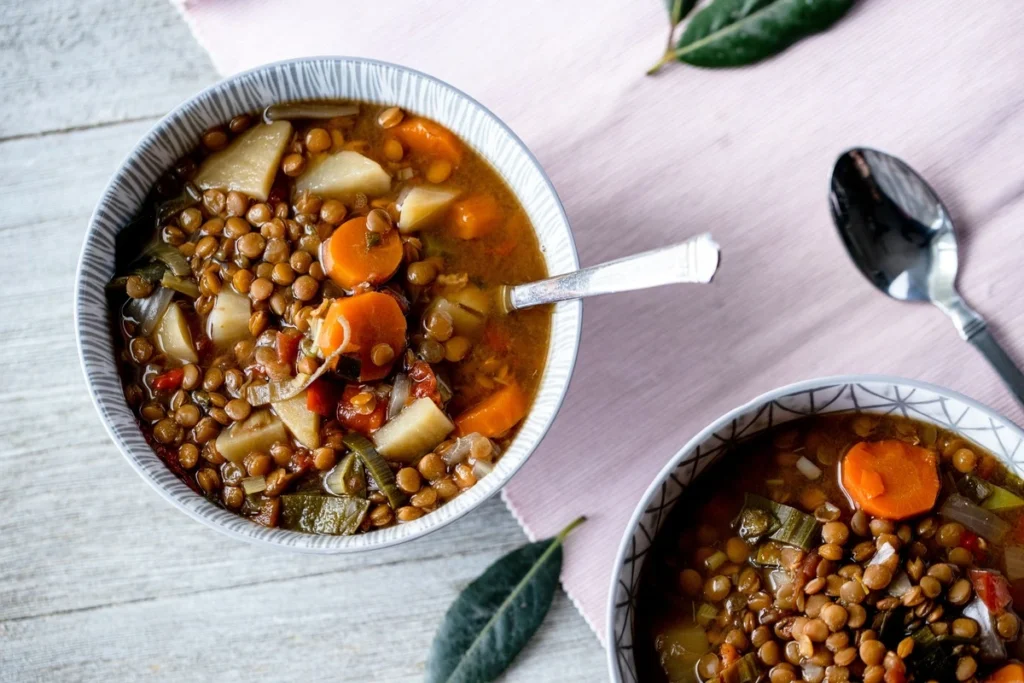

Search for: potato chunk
xmin=154 ymin=302 xmax=198 ymax=364
xmin=294 ymin=151 xmax=391 ymax=199
xmin=194 ymin=121 xmax=293 ymax=201
xmin=215 ymin=409 xmax=288 ymax=464
xmin=272 ymin=392 xmax=320 ymax=450
xmin=206 ymin=289 xmax=252 ymax=349
xmin=397 ymin=185 xmax=460 ymax=233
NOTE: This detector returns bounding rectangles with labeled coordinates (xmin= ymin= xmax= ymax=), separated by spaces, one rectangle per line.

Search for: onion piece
xmin=796 ymin=456 xmax=822 ymax=480
xmin=441 ymin=433 xmax=491 ymax=466
xmin=125 ymin=286 xmax=174 ymax=337
xmin=869 ymin=540 xmax=898 ymax=567
xmin=1006 ymin=546 xmax=1024 ymax=582
xmin=963 ymin=596 xmax=1007 ymax=660
xmin=264 ymin=102 xmax=359 ymax=122
xmin=887 ymin=571 xmax=912 ymax=597
xmin=472 ymin=459 xmax=494 ymax=480
xmin=388 ymin=373 xmax=411 ymax=419
xmin=940 ymin=494 xmax=1010 ymax=543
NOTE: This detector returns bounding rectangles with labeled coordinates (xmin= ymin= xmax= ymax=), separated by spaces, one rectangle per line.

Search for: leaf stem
xmin=556 ymin=515 xmax=587 ymax=543
xmin=646 ymin=52 xmax=675 ymax=76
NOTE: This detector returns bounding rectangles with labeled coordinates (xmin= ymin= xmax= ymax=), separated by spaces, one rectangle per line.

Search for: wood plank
xmin=0 ymin=540 xmax=605 ymax=682
xmin=0 ymin=0 xmax=217 ymax=139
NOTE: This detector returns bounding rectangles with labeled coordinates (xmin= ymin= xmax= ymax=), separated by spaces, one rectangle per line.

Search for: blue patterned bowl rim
xmin=606 ymin=374 xmax=1024 ymax=682
xmin=74 ymin=56 xmax=582 ymax=553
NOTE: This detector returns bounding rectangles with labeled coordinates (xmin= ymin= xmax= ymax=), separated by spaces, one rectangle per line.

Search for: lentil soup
xmin=108 ymin=101 xmax=550 ymax=535
xmin=635 ymin=413 xmax=1024 ymax=683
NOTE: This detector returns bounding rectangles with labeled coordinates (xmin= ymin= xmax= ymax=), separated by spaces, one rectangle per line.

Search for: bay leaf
xmin=652 ymin=0 xmax=854 ymax=72
xmin=425 ymin=516 xmax=585 ymax=683
xmin=666 ymin=0 xmax=698 ymax=26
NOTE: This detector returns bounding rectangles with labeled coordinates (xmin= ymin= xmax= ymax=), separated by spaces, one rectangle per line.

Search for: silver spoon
xmin=497 ymin=233 xmax=720 ymax=313
xmin=829 ymin=147 xmax=1024 ymax=404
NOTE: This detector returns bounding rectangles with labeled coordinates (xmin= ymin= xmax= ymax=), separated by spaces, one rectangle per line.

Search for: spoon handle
xmin=939 ymin=296 xmax=1024 ymax=406
xmin=968 ymin=327 xmax=1024 ymax=407
xmin=502 ymin=233 xmax=720 ymax=313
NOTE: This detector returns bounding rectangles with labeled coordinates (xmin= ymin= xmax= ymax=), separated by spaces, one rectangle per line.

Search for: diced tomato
xmin=409 ymin=361 xmax=441 ymax=406
xmin=961 ymin=530 xmax=986 ymax=563
xmin=276 ymin=330 xmax=303 ymax=367
xmin=306 ymin=379 xmax=341 ymax=417
xmin=336 ymin=385 xmax=386 ymax=436
xmin=152 ymin=367 xmax=184 ymax=392
xmin=971 ymin=569 xmax=1013 ymax=611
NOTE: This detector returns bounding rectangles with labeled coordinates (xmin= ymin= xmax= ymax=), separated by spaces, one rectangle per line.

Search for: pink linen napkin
xmin=173 ymin=0 xmax=1024 ymax=642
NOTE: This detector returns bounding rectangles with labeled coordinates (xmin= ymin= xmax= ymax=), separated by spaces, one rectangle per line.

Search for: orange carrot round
xmin=449 ymin=194 xmax=502 ymax=240
xmin=841 ymin=439 xmax=939 ymax=520
xmin=987 ymin=663 xmax=1024 ymax=682
xmin=321 ymin=217 xmax=402 ymax=290
xmin=455 ymin=383 xmax=527 ymax=438
xmin=393 ymin=117 xmax=463 ymax=165
xmin=317 ymin=292 xmax=407 ymax=381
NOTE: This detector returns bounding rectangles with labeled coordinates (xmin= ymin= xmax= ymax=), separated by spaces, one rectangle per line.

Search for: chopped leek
xmin=264 ymin=102 xmax=359 ymax=122
xmin=324 ymin=452 xmax=366 ymax=498
xmin=720 ymin=653 xmax=761 ymax=683
xmin=160 ymin=271 xmax=200 ymax=298
xmin=735 ymin=493 xmax=820 ymax=549
xmin=343 ymin=433 xmax=405 ymax=510
xmin=704 ymin=550 xmax=727 ymax=572
xmin=983 ymin=485 xmax=1024 ymax=511
xmin=695 ymin=603 xmax=718 ymax=628
xmin=141 ymin=240 xmax=191 ymax=277
xmin=241 ymin=476 xmax=266 ymax=495
xmin=279 ymin=494 xmax=369 ymax=535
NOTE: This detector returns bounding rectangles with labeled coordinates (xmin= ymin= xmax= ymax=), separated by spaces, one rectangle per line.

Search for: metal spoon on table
xmin=829 ymin=147 xmax=1024 ymax=405
xmin=496 ymin=233 xmax=720 ymax=313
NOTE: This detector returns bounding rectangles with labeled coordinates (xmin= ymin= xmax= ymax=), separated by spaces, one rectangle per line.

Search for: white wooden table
xmin=0 ymin=1 xmax=605 ymax=680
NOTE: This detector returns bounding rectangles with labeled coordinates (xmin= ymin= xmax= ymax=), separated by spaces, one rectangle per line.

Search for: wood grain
xmin=0 ymin=0 xmax=604 ymax=680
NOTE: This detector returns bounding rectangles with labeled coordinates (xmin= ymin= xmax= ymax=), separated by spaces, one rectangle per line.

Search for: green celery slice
xmin=279 ymin=494 xmax=369 ymax=535
xmin=343 ymin=433 xmax=405 ymax=510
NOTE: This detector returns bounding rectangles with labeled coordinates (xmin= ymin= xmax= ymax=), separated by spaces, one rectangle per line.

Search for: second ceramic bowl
xmin=606 ymin=375 xmax=1024 ymax=682
xmin=75 ymin=57 xmax=582 ymax=553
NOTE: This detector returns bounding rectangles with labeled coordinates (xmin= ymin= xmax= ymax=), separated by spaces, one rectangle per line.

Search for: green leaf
xmin=666 ymin=0 xmax=698 ymax=25
xmin=426 ymin=517 xmax=585 ymax=683
xmin=658 ymin=0 xmax=854 ymax=71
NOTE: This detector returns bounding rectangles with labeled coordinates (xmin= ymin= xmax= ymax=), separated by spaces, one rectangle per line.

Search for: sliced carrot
xmin=449 ymin=194 xmax=502 ymax=240
xmin=321 ymin=217 xmax=402 ymax=290
xmin=317 ymin=292 xmax=407 ymax=381
xmin=392 ymin=117 xmax=463 ymax=165
xmin=841 ymin=440 xmax=939 ymax=520
xmin=986 ymin=663 xmax=1024 ymax=683
xmin=454 ymin=383 xmax=528 ymax=438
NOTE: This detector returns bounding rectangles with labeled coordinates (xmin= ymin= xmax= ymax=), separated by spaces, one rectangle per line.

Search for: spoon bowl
xmin=829 ymin=147 xmax=1024 ymax=405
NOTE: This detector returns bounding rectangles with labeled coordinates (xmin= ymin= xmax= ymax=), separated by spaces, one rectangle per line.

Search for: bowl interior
xmin=75 ymin=57 xmax=581 ymax=552
xmin=607 ymin=377 xmax=1024 ymax=683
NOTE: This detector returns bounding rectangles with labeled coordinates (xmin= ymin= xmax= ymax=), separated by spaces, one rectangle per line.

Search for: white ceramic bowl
xmin=606 ymin=375 xmax=1024 ymax=682
xmin=75 ymin=57 xmax=581 ymax=552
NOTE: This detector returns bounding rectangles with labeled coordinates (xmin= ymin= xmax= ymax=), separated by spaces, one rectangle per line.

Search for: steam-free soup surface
xmin=109 ymin=102 xmax=550 ymax=535
xmin=634 ymin=414 xmax=1024 ymax=683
